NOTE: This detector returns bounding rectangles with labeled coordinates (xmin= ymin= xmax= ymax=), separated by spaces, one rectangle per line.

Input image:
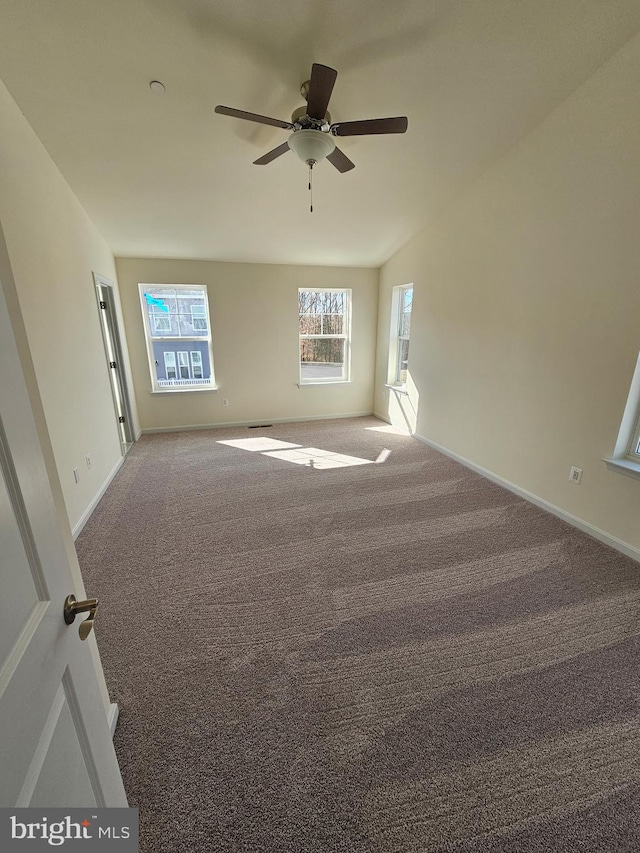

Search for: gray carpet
xmin=75 ymin=416 xmax=640 ymax=852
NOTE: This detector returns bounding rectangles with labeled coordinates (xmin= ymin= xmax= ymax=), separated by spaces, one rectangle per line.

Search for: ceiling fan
xmin=215 ymin=63 xmax=408 ymax=200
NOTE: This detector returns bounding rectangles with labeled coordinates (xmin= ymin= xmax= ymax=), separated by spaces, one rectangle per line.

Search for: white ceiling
xmin=1 ymin=0 xmax=640 ymax=268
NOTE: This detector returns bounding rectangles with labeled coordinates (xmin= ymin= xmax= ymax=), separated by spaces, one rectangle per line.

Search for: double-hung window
xmin=299 ymin=288 xmax=351 ymax=383
xmin=389 ymin=284 xmax=413 ymax=386
xmin=605 ymin=351 xmax=640 ymax=479
xmin=630 ymin=422 xmax=640 ymax=460
xmin=396 ymin=285 xmax=413 ymax=384
xmin=139 ymin=284 xmax=216 ymax=391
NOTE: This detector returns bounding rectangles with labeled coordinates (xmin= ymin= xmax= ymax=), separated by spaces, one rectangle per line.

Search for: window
xmin=630 ymin=423 xmax=640 ymax=459
xmin=139 ymin=284 xmax=215 ymax=391
xmin=177 ymin=351 xmax=189 ymax=379
xmin=604 ymin=351 xmax=640 ymax=479
xmin=190 ymin=351 xmax=203 ymax=379
xmin=191 ymin=305 xmax=207 ymax=331
xmin=299 ymin=289 xmax=351 ymax=383
xmin=164 ymin=352 xmax=177 ymax=380
xmin=153 ymin=314 xmax=171 ymax=333
xmin=389 ymin=284 xmax=413 ymax=385
xmin=618 ymin=355 xmax=640 ymax=465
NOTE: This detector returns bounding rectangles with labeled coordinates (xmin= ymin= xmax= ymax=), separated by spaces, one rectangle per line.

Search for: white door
xmin=0 ymin=226 xmax=127 ymax=807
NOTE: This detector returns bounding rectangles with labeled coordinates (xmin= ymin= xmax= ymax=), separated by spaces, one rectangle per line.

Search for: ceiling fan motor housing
xmin=291 ymin=105 xmax=331 ymax=128
xmin=287 ymin=129 xmax=335 ymax=165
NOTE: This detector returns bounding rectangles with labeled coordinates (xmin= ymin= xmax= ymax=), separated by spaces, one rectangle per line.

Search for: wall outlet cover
xmin=569 ymin=466 xmax=583 ymax=484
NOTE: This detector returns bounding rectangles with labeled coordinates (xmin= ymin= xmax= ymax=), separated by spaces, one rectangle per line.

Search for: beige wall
xmin=116 ymin=257 xmax=378 ymax=431
xmin=375 ymin=33 xmax=640 ymax=552
xmin=0 ymin=78 xmax=138 ymax=532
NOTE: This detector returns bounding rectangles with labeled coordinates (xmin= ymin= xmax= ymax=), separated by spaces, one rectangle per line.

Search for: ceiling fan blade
xmin=253 ymin=142 xmax=291 ymax=165
xmin=331 ymin=116 xmax=408 ymax=136
xmin=215 ymin=105 xmax=293 ymax=130
xmin=306 ymin=64 xmax=338 ymax=120
xmin=326 ymin=147 xmax=355 ymax=173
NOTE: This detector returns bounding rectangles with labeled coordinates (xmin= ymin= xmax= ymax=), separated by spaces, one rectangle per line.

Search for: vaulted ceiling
xmin=1 ymin=0 xmax=640 ymax=267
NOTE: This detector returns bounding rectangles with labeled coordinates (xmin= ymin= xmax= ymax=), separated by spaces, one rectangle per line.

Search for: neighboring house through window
xmin=139 ymin=284 xmax=216 ymax=391
xmin=299 ymin=288 xmax=351 ymax=383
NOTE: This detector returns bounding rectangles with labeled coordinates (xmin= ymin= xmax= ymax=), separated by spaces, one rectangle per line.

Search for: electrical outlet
xmin=223 ymin=398 xmax=229 ymax=407
xmin=86 ymin=454 xmax=92 ymax=470
xmin=73 ymin=467 xmax=80 ymax=484
xmin=569 ymin=466 xmax=583 ymax=484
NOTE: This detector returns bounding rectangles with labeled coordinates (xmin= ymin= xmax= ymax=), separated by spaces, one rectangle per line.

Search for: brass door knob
xmin=63 ymin=594 xmax=99 ymax=640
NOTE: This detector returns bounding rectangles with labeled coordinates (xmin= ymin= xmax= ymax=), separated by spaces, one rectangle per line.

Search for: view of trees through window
xmin=299 ymin=289 xmax=350 ymax=382
xmin=396 ymin=285 xmax=413 ymax=384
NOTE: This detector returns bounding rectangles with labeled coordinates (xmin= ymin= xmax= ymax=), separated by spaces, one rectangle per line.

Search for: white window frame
xmin=298 ymin=288 xmax=351 ymax=385
xmin=387 ymin=283 xmax=413 ymax=388
xmin=604 ymin=350 xmax=640 ymax=479
xmin=139 ymin=283 xmax=216 ymax=393
xmin=191 ymin=305 xmax=207 ymax=331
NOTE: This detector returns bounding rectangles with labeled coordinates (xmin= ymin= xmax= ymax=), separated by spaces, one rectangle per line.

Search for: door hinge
xmin=118 ymin=416 xmax=126 ymax=424
xmin=99 ymin=301 xmax=107 ymax=309
xmin=109 ymin=361 xmax=117 ymax=369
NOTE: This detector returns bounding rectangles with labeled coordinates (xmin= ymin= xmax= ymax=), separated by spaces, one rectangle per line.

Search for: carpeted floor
xmin=75 ymin=416 xmax=640 ymax=852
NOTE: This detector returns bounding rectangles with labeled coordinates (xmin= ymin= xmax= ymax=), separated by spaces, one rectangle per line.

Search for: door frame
xmin=93 ymin=273 xmax=135 ymax=452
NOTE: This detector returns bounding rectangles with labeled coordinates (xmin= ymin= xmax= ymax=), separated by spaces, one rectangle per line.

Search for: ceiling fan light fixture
xmin=287 ymin=129 xmax=335 ymax=165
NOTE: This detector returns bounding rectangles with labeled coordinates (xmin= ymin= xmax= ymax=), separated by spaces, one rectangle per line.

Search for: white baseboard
xmin=140 ymin=411 xmax=374 ymax=434
xmin=414 ymin=432 xmax=640 ymax=564
xmin=107 ymin=703 xmax=119 ymax=739
xmin=72 ymin=455 xmax=125 ymax=540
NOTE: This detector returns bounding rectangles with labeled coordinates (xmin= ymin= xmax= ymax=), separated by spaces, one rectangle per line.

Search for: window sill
xmin=150 ymin=386 xmax=219 ymax=395
xmin=603 ymin=457 xmax=640 ymax=480
xmin=297 ymin=380 xmax=351 ymax=388
xmin=385 ymin=383 xmax=409 ymax=396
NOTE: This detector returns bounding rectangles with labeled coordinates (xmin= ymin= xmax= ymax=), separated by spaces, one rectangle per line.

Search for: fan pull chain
xmin=309 ymin=162 xmax=313 ymax=213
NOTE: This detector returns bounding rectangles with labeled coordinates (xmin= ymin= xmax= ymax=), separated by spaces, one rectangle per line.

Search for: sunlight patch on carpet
xmin=262 ymin=447 xmax=375 ymax=469
xmin=366 ymin=424 xmax=410 ymax=435
xmin=218 ymin=437 xmax=384 ymax=469
xmin=217 ymin=437 xmax=302 ymax=452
